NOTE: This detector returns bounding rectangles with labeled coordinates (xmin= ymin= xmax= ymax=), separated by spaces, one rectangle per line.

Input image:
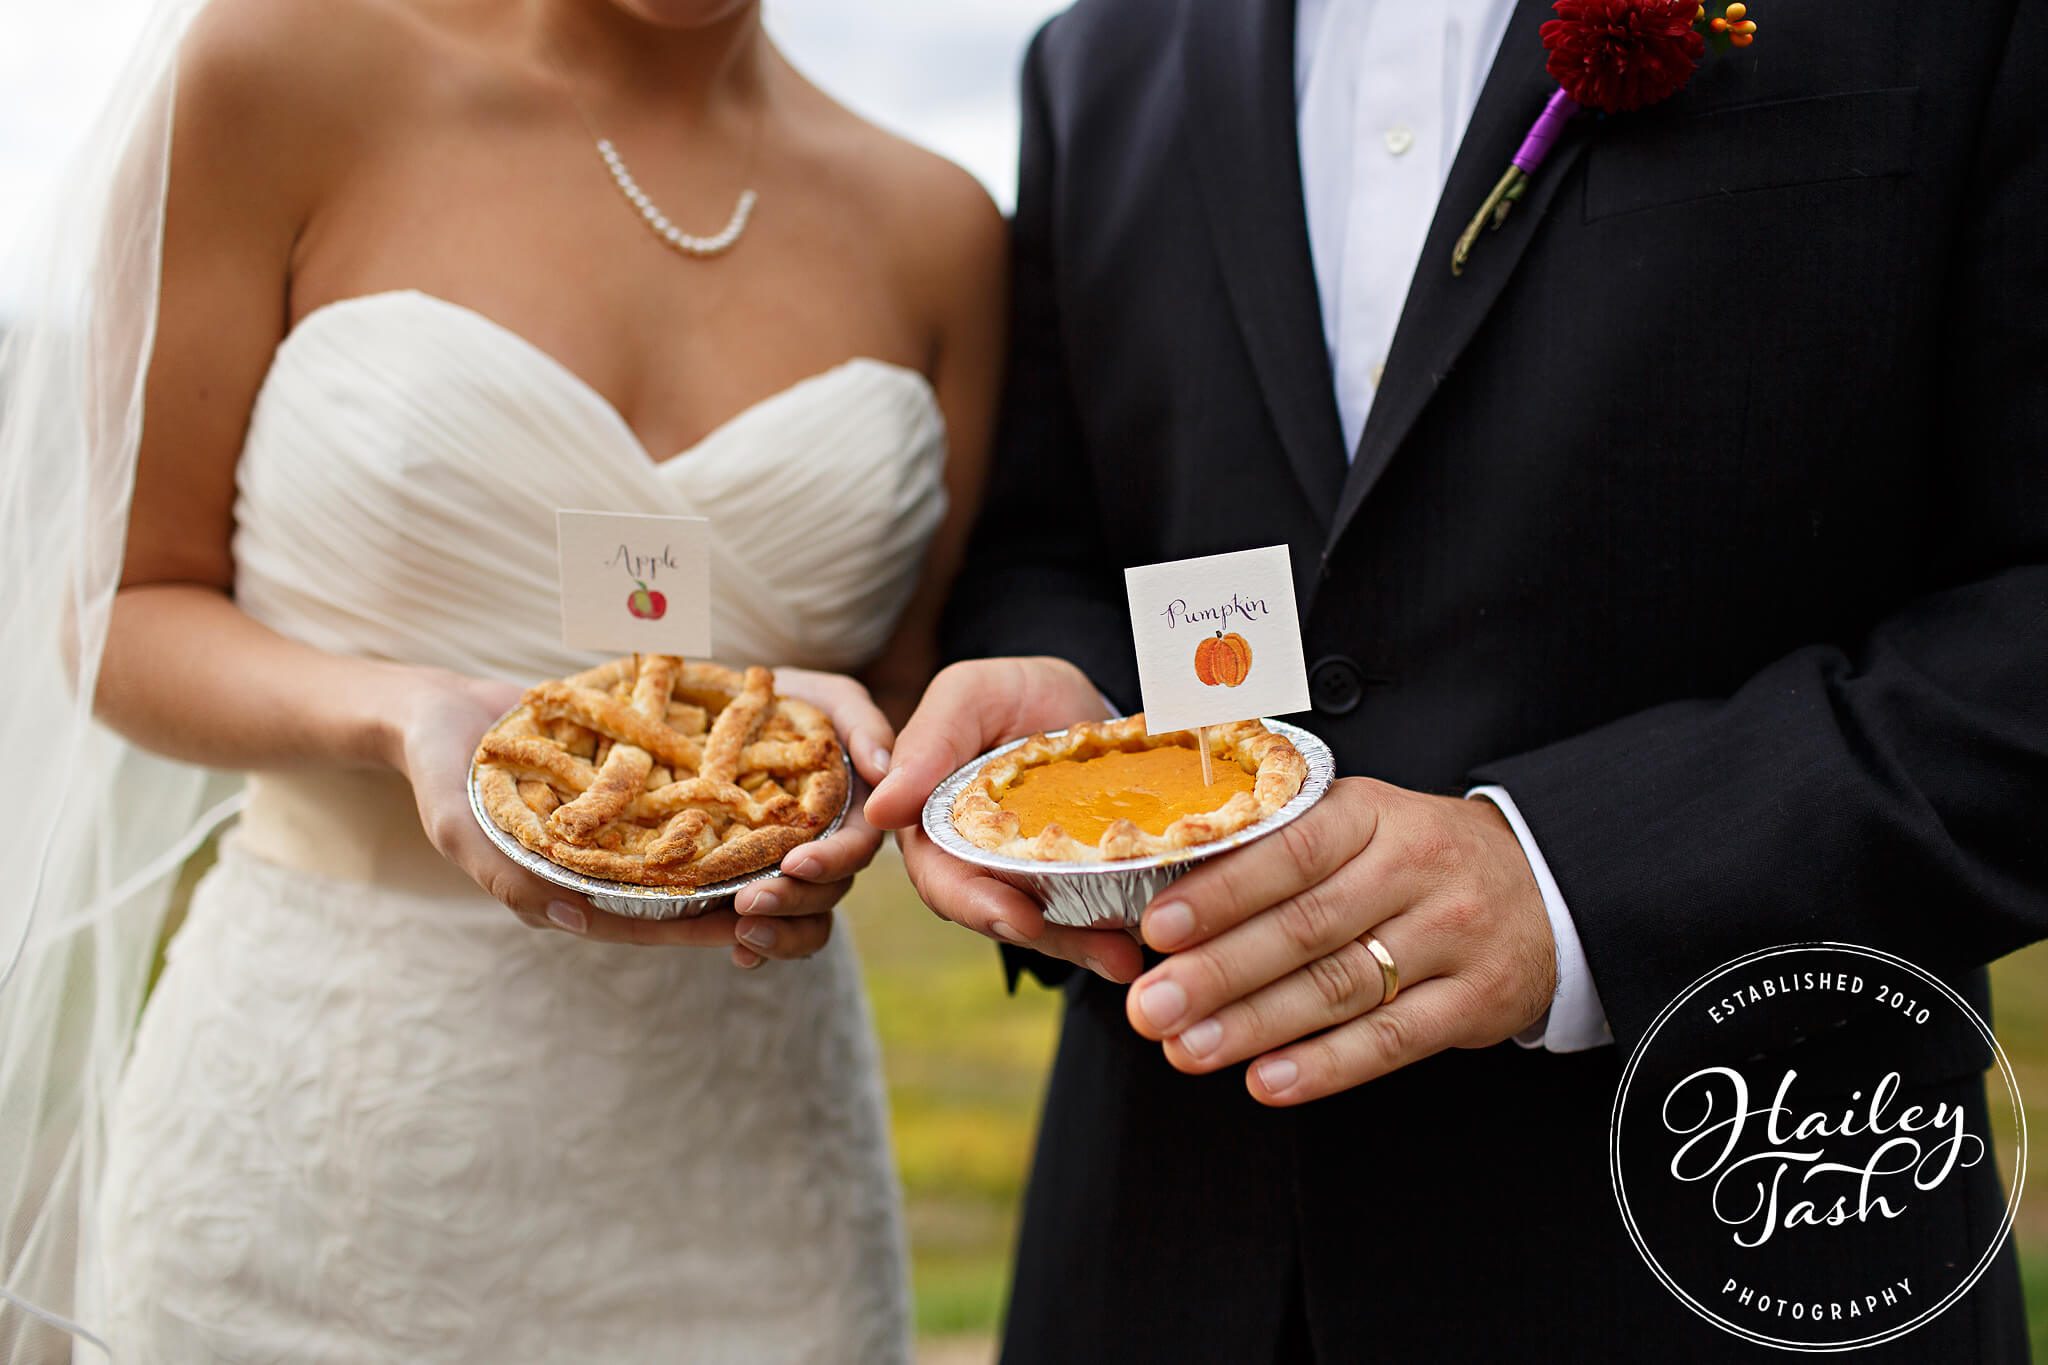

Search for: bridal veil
xmin=0 ymin=2 xmax=238 ymax=1356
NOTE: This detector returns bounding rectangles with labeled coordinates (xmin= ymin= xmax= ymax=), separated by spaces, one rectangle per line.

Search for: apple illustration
xmin=626 ymin=579 xmax=667 ymax=621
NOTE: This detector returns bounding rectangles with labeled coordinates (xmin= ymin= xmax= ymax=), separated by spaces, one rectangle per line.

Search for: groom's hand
xmin=1124 ymin=778 xmax=1557 ymax=1105
xmin=865 ymin=658 xmax=1147 ymax=983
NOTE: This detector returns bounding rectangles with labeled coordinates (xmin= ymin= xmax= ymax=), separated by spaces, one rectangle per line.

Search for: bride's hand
xmin=393 ymin=669 xmax=835 ymax=957
xmin=722 ymin=668 xmax=895 ymax=969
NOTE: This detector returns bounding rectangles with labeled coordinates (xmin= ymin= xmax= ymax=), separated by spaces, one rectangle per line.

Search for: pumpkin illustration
xmin=1193 ymin=630 xmax=1252 ymax=687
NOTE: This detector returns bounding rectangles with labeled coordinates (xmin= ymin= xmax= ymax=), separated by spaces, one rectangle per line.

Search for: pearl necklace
xmin=596 ymin=138 xmax=757 ymax=258
xmin=544 ymin=31 xmax=762 ymax=261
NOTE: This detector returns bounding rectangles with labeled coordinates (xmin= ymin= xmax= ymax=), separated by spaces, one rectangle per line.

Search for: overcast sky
xmin=0 ymin=0 xmax=1067 ymax=292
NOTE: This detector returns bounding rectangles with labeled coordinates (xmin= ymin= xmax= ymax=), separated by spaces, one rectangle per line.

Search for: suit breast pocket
xmin=1581 ymin=86 xmax=1919 ymax=222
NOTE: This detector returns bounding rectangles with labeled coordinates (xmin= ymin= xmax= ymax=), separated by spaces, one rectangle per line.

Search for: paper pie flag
xmin=1123 ymin=545 xmax=1311 ymax=734
xmin=556 ymin=509 xmax=712 ymax=657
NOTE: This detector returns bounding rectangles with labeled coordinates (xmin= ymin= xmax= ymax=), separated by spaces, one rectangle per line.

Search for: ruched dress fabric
xmin=96 ymin=290 xmax=947 ymax=1364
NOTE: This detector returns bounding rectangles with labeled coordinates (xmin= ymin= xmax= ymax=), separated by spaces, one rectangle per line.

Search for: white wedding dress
xmin=96 ymin=291 xmax=946 ymax=1364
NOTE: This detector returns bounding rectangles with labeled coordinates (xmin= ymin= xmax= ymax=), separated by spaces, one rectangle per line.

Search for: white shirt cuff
xmin=1466 ymin=785 xmax=1614 ymax=1053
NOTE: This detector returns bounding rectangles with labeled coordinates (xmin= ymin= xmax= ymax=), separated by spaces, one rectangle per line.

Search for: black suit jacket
xmin=942 ymin=0 xmax=2046 ymax=1360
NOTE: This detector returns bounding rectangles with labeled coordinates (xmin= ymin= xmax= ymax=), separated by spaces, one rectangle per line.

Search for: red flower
xmin=1540 ymin=0 xmax=1705 ymax=114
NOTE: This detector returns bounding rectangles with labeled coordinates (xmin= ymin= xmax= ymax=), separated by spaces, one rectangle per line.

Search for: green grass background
xmin=843 ymin=847 xmax=2048 ymax=1353
xmin=843 ymin=851 xmax=1063 ymax=1343
xmin=1989 ymin=942 xmax=2048 ymax=1359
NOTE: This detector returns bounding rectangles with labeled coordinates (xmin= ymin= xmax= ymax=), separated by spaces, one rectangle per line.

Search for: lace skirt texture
xmin=98 ymin=834 xmax=911 ymax=1364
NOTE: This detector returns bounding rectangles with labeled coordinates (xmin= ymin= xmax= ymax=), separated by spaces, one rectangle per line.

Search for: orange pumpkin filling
xmin=994 ymin=745 xmax=1256 ymax=845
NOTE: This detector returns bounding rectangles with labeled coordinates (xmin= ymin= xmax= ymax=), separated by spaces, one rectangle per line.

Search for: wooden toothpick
xmin=1197 ymin=724 xmax=1215 ymax=786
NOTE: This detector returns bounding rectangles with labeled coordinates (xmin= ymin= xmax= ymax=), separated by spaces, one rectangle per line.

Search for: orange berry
xmin=1736 ymin=19 xmax=1757 ymax=32
xmin=1730 ymin=30 xmax=1755 ymax=45
xmin=1696 ymin=2 xmax=1707 ymax=16
xmin=1711 ymin=15 xmax=1729 ymax=30
xmin=1726 ymin=2 xmax=1747 ymax=18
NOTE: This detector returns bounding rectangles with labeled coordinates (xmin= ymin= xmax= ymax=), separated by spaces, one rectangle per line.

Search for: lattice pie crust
xmin=474 ymin=656 xmax=847 ymax=888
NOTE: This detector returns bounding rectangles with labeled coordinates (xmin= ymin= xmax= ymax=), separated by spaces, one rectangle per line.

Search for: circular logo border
xmin=1609 ymin=941 xmax=2029 ymax=1353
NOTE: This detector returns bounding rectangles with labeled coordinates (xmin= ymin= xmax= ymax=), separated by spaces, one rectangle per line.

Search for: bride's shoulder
xmin=179 ymin=0 xmax=423 ymax=96
xmin=783 ymin=79 xmax=1006 ymax=309
xmin=173 ymin=0 xmax=457 ymax=151
xmin=170 ymin=0 xmax=525 ymax=236
xmin=871 ymin=135 xmax=1005 ymax=296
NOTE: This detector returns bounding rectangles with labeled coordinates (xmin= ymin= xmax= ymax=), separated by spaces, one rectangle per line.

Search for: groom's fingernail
xmin=1179 ymin=1018 xmax=1222 ymax=1059
xmin=739 ymin=921 xmax=778 ymax=951
xmin=547 ymin=903 xmax=587 ymax=934
xmin=789 ymin=856 xmax=824 ymax=881
xmin=1145 ymin=900 xmax=1194 ymax=949
xmin=1136 ymin=980 xmax=1188 ymax=1032
xmin=1255 ymin=1057 xmax=1299 ymax=1094
xmin=991 ymin=920 xmax=1028 ymax=945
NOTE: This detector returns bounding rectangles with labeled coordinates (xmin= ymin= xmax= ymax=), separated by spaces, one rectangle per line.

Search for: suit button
xmin=1309 ymin=655 xmax=1365 ymax=715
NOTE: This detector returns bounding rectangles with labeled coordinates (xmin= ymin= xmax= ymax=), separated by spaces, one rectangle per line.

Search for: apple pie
xmin=952 ymin=715 xmax=1306 ymax=862
xmin=473 ymin=655 xmax=847 ymax=888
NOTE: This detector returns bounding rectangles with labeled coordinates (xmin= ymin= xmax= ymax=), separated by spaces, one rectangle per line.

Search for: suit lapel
xmin=1325 ymin=0 xmax=1590 ymax=551
xmin=1182 ymin=0 xmax=1348 ymax=523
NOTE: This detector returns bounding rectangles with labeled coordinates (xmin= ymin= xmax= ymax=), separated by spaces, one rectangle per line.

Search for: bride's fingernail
xmin=872 ymin=747 xmax=892 ymax=775
xmin=739 ymin=921 xmax=778 ymax=951
xmin=547 ymin=903 xmax=587 ymax=934
xmin=990 ymin=920 xmax=1028 ymax=945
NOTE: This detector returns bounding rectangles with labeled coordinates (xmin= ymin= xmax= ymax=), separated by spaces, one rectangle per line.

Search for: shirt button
xmin=1384 ymin=124 xmax=1414 ymax=156
xmin=1309 ymin=655 xmax=1366 ymax=716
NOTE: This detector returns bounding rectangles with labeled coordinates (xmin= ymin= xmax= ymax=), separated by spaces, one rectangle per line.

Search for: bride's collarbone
xmin=269 ymin=52 xmax=946 ymax=448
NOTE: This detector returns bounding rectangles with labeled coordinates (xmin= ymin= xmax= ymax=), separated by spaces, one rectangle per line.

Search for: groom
xmin=869 ymin=0 xmax=2045 ymax=1360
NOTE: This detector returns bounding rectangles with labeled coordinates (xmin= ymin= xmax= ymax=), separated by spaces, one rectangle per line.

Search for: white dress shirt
xmin=1294 ymin=0 xmax=1612 ymax=1052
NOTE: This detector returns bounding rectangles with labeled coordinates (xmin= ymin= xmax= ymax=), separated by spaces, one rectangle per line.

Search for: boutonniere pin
xmin=1452 ymin=1 xmax=1759 ymax=275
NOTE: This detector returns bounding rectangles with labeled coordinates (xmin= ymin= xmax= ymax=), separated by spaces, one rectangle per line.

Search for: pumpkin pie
xmin=951 ymin=715 xmax=1306 ymax=862
xmin=473 ymin=655 xmax=847 ymax=888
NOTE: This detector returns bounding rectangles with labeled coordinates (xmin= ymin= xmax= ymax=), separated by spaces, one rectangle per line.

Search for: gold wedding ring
xmin=1360 ymin=931 xmax=1399 ymax=1007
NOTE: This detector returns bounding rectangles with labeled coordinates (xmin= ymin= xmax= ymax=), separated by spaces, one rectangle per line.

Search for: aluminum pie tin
xmin=921 ymin=718 xmax=1335 ymax=930
xmin=468 ymin=742 xmax=853 ymax=921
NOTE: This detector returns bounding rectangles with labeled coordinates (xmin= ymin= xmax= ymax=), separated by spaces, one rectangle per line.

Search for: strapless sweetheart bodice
xmin=232 ymin=289 xmax=948 ymax=683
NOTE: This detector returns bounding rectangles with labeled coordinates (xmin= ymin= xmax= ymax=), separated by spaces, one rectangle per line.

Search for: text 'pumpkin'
xmin=1194 ymin=631 xmax=1252 ymax=687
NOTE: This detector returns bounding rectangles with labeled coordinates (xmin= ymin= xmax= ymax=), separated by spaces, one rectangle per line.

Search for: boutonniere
xmin=1452 ymin=1 xmax=1760 ymax=275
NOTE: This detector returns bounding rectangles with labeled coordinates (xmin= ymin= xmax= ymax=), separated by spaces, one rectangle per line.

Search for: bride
xmin=0 ymin=0 xmax=1002 ymax=1359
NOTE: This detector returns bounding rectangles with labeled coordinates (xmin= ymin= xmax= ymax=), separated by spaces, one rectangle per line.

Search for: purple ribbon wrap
xmin=1512 ymin=88 xmax=1583 ymax=175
